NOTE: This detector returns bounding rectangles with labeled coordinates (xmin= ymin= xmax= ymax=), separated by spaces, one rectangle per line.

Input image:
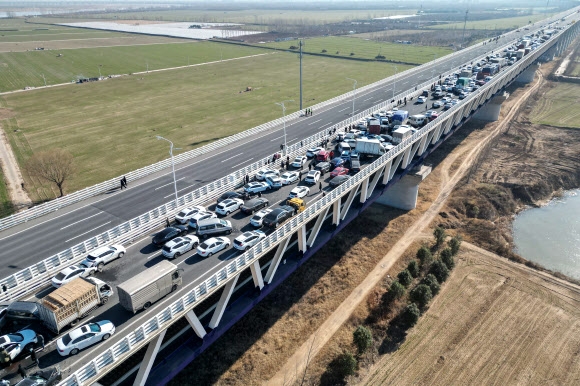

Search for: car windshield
xmin=54 ymin=273 xmax=65 ymax=280
xmin=86 ymin=254 xmax=97 ymax=261
xmin=61 ymin=333 xmax=72 ymax=346
xmin=177 ymin=210 xmax=187 ymax=217
xmin=251 ymin=215 xmax=260 ymax=221
xmin=4 ymin=333 xmax=23 ymax=343
xmin=89 ymin=323 xmax=101 ymax=333
xmin=199 ymin=242 xmax=209 ymax=249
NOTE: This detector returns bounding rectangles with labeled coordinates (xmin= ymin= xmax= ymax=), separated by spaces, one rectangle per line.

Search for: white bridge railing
xmin=57 ymin=21 xmax=578 ymax=385
xmin=0 ymin=25 xmax=515 ymax=232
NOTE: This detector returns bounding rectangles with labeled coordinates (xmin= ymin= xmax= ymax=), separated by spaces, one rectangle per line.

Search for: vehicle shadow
xmin=139 ymin=244 xmax=159 ymax=255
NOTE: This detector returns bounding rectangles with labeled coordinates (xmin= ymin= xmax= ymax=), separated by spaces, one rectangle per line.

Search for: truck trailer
xmin=38 ymin=277 xmax=113 ymax=333
xmin=392 ymin=126 xmax=414 ymax=145
xmin=118 ymin=260 xmax=182 ymax=313
xmin=355 ymin=138 xmax=386 ymax=157
xmin=390 ymin=110 xmax=408 ymax=127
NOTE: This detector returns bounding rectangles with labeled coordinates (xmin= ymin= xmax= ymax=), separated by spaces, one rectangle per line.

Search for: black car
xmin=5 ymin=301 xmax=40 ymax=323
xmin=217 ymin=191 xmax=244 ymax=203
xmin=263 ymin=207 xmax=294 ymax=229
xmin=421 ymin=90 xmax=429 ymax=97
xmin=315 ymin=162 xmax=331 ymax=175
xmin=240 ymin=197 xmax=269 ymax=214
xmin=329 ymin=175 xmax=350 ymax=187
xmin=152 ymin=225 xmax=187 ymax=246
xmin=15 ymin=367 xmax=62 ymax=386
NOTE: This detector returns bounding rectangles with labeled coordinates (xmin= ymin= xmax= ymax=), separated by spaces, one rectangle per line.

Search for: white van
xmin=408 ymin=114 xmax=428 ymax=128
xmin=337 ymin=142 xmax=352 ymax=153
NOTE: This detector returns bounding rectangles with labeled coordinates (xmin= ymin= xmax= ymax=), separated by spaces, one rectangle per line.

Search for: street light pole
xmin=346 ymin=78 xmax=357 ymax=115
xmin=156 ymin=136 xmax=179 ymax=207
xmin=275 ymin=100 xmax=294 ymax=156
xmin=392 ymin=65 xmax=398 ymax=99
xmin=97 ymin=65 xmax=102 ymax=79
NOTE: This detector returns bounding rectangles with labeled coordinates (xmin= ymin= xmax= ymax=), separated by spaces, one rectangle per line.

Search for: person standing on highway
xmin=122 ymin=176 xmax=127 ymax=188
xmin=165 ymin=218 xmax=170 ymax=228
xmin=319 ymin=182 xmax=322 ymax=192
xmin=257 ymin=191 xmax=262 ymax=198
xmin=37 ymin=335 xmax=44 ymax=351
xmin=120 ymin=178 xmax=125 ymax=190
xmin=29 ymin=347 xmax=39 ymax=367
xmin=18 ymin=364 xmax=27 ymax=378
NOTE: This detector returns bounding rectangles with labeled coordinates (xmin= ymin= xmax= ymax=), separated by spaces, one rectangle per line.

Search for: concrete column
xmin=308 ymin=206 xmax=329 ymax=245
xmin=473 ymin=92 xmax=509 ymax=122
xmin=133 ymin=330 xmax=167 ymax=386
xmin=296 ymin=225 xmax=307 ymax=253
xmin=332 ymin=199 xmax=341 ymax=226
xmin=376 ymin=165 xmax=432 ymax=210
xmin=265 ymin=237 xmax=291 ymax=283
xmin=250 ymin=260 xmax=264 ymax=290
xmin=516 ymin=63 xmax=540 ymax=83
xmin=359 ymin=177 xmax=369 ymax=204
xmin=340 ymin=184 xmax=360 ymax=221
xmin=381 ymin=159 xmax=393 ymax=185
xmin=185 ymin=310 xmax=206 ymax=339
xmin=367 ymin=165 xmax=386 ymax=199
xmin=208 ymin=274 xmax=240 ymax=329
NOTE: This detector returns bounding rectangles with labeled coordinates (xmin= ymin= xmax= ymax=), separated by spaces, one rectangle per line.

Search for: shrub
xmin=353 ymin=326 xmax=373 ymax=354
xmin=335 ymin=351 xmax=357 ymax=377
xmin=407 ymin=260 xmax=420 ymax=278
xmin=422 ymin=273 xmax=441 ymax=295
xmin=336 ymin=51 xmax=340 ymax=54
xmin=375 ymin=54 xmax=386 ymax=60
xmin=410 ymin=284 xmax=433 ymax=308
xmin=417 ymin=246 xmax=433 ymax=267
xmin=448 ymin=235 xmax=463 ymax=255
xmin=430 ymin=260 xmax=450 ymax=283
xmin=321 ymin=49 xmax=327 ymax=53
xmin=397 ymin=269 xmax=413 ymax=287
xmin=434 ymin=227 xmax=446 ymax=248
xmin=289 ymin=45 xmax=298 ymax=49
xmin=440 ymin=248 xmax=455 ymax=270
xmin=400 ymin=303 xmax=421 ymax=328
xmin=389 ymin=280 xmax=406 ymax=300
xmin=350 ymin=52 xmax=355 ymax=56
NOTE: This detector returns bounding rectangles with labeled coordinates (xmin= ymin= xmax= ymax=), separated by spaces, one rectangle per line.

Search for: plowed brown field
xmin=361 ymin=242 xmax=580 ymax=386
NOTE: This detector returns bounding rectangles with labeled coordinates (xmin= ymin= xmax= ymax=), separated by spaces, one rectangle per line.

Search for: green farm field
xmin=0 ymin=42 xmax=266 ymax=92
xmin=259 ymin=36 xmax=452 ymax=64
xmin=432 ymin=14 xmax=548 ymax=30
xmin=529 ymin=82 xmax=580 ymax=128
xmin=36 ymin=8 xmax=417 ymax=24
xmin=1 ymin=53 xmax=412 ymax=197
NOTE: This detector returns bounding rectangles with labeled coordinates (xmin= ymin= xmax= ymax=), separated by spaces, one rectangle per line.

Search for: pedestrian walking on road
xmin=286 ymin=156 xmax=290 ymax=165
xmin=122 ymin=176 xmax=127 ymax=187
xmin=319 ymin=182 xmax=322 ymax=192
xmin=299 ymin=171 xmax=303 ymax=181
xmin=257 ymin=191 xmax=262 ymax=198
xmin=37 ymin=335 xmax=44 ymax=351
xmin=29 ymin=348 xmax=38 ymax=367
xmin=245 ymin=174 xmax=249 ymax=184
xmin=18 ymin=364 xmax=27 ymax=378
xmin=166 ymin=218 xmax=170 ymax=228
xmin=120 ymin=179 xmax=124 ymax=190
xmin=308 ymin=164 xmax=312 ymax=171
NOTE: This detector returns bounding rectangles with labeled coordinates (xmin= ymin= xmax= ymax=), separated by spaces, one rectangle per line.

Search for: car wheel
xmin=102 ymin=333 xmax=111 ymax=341
xmin=70 ymin=348 xmax=79 ymax=356
xmin=203 ymin=234 xmax=208 ymax=239
xmin=274 ymin=222 xmax=279 ymax=229
xmin=208 ymin=252 xmax=213 ymax=257
xmin=171 ymin=284 xmax=178 ymax=292
xmin=102 ymin=296 xmax=109 ymax=304
xmin=175 ymin=252 xmax=181 ymax=258
xmin=226 ymin=230 xmax=232 ymax=235
xmin=193 ymin=242 xmax=199 ymax=249
xmin=143 ymin=302 xmax=152 ymax=310
xmin=70 ymin=319 xmax=79 ymax=327
xmin=23 ymin=343 xmax=33 ymax=353
xmin=245 ymin=246 xmax=251 ymax=251
xmin=97 ymin=263 xmax=104 ymax=272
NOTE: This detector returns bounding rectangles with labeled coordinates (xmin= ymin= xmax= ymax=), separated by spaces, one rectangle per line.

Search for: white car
xmin=291 ymin=156 xmax=307 ymax=168
xmin=244 ymin=181 xmax=271 ymax=194
xmin=233 ymin=230 xmax=267 ymax=251
xmin=250 ymin=208 xmax=273 ymax=227
xmin=56 ymin=321 xmax=115 ymax=356
xmin=188 ymin=211 xmax=217 ymax=230
xmin=417 ymin=96 xmax=427 ymax=104
xmin=304 ymin=170 xmax=321 ymax=185
xmin=288 ymin=186 xmax=310 ymax=199
xmin=52 ymin=265 xmax=96 ymax=288
xmin=280 ymin=171 xmax=300 ymax=185
xmin=432 ymin=100 xmax=443 ymax=108
xmin=81 ymin=244 xmax=125 ymax=272
xmin=265 ymin=175 xmax=283 ymax=189
xmin=215 ymin=198 xmax=244 ymax=216
xmin=256 ymin=168 xmax=280 ymax=181
xmin=174 ymin=205 xmax=205 ymax=224
xmin=162 ymin=235 xmax=199 ymax=259
xmin=197 ymin=236 xmax=230 ymax=257
xmin=0 ymin=330 xmax=38 ymax=362
xmin=305 ymin=147 xmax=323 ymax=158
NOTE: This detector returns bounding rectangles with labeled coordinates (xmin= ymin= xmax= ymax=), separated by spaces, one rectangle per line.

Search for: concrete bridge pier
xmin=517 ymin=63 xmax=540 ymax=83
xmin=376 ymin=165 xmax=431 ymax=210
xmin=473 ymin=91 xmax=510 ymax=121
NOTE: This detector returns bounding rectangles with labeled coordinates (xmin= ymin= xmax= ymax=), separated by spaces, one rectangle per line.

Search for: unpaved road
xmin=361 ymin=241 xmax=580 ymax=386
xmin=267 ymin=71 xmax=545 ymax=386
xmin=0 ymin=110 xmax=31 ymax=209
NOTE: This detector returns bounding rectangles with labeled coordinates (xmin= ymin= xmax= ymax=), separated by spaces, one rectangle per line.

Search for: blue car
xmin=330 ymin=157 xmax=345 ymax=168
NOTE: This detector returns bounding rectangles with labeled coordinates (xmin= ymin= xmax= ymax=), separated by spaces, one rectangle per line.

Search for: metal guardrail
xmin=0 ymin=24 xmax=515 ymax=232
xmin=0 ymin=17 xmax=566 ymax=302
xmin=58 ymin=29 xmax=568 ymax=384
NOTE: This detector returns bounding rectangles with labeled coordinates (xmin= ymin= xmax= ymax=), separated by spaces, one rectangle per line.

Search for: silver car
xmin=162 ymin=235 xmax=199 ymax=259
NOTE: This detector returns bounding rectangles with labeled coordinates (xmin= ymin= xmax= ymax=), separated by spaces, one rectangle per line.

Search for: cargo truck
xmin=355 ymin=138 xmax=386 ymax=157
xmin=368 ymin=119 xmax=381 ymax=135
xmin=118 ymin=260 xmax=182 ymax=313
xmin=390 ymin=110 xmax=408 ymax=127
xmin=38 ymin=277 xmax=113 ymax=333
xmin=392 ymin=126 xmax=414 ymax=145
xmin=516 ymin=49 xmax=525 ymax=59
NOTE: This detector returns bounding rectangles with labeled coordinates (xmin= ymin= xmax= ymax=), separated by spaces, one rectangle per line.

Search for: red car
xmin=330 ymin=166 xmax=349 ymax=177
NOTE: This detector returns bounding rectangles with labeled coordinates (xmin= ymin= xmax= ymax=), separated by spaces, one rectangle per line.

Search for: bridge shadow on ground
xmin=125 ymin=119 xmax=486 ymax=386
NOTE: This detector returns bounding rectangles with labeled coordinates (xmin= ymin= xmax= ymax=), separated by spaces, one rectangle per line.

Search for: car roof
xmin=89 ymin=245 xmax=113 ymax=256
xmin=7 ymin=301 xmax=38 ymax=313
xmin=61 ymin=266 xmax=79 ymax=275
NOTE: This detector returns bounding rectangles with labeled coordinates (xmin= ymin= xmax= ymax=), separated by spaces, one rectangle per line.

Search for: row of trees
xmin=326 ymin=228 xmax=462 ymax=382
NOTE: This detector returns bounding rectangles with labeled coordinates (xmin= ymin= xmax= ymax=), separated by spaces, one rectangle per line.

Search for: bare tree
xmin=25 ymin=149 xmax=75 ymax=197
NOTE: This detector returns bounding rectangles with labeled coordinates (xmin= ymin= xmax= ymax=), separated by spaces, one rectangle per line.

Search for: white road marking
xmin=338 ymin=107 xmax=349 ymax=112
xmin=308 ymin=119 xmax=322 ymax=126
xmin=147 ymin=252 xmax=162 ymax=260
xmin=163 ymin=185 xmax=194 ymax=198
xmin=363 ymin=97 xmax=373 ymax=101
xmin=220 ymin=152 xmax=243 ymax=163
xmin=60 ymin=213 xmax=102 ymax=230
xmin=65 ymin=222 xmax=112 ymax=243
xmin=269 ymin=135 xmax=285 ymax=142
xmin=231 ymin=158 xmax=254 ymax=169
xmin=154 ymin=178 xmax=185 ymax=190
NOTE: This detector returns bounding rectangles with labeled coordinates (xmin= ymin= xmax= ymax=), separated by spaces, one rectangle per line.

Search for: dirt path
xmin=0 ymin=120 xmax=31 ymax=210
xmin=266 ymin=73 xmax=545 ymax=386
